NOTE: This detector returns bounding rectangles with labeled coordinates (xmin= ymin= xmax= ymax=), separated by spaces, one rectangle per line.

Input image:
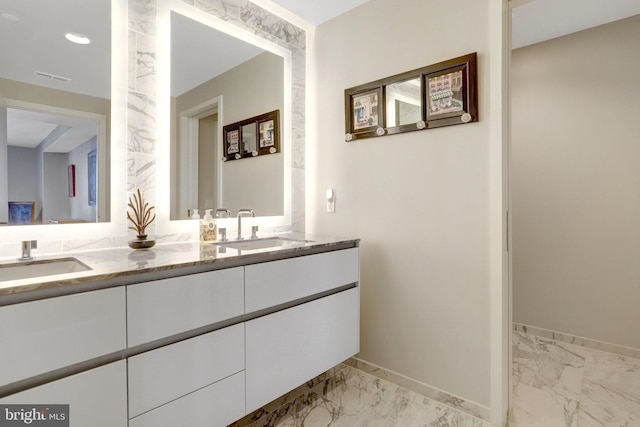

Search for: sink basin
xmin=0 ymin=257 xmax=92 ymax=282
xmin=215 ymin=237 xmax=313 ymax=251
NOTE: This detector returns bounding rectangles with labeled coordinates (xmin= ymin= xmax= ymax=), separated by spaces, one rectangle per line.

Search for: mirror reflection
xmin=386 ymin=78 xmax=421 ymax=127
xmin=170 ymin=11 xmax=284 ymax=220
xmin=0 ymin=0 xmax=111 ymax=225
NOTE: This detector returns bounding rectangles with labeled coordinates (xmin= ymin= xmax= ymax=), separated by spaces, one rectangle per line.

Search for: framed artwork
xmin=343 ymin=52 xmax=478 ymax=140
xmin=8 ymin=202 xmax=35 ymax=225
xmin=344 ymin=85 xmax=384 ymax=141
xmin=88 ymin=149 xmax=97 ymax=206
xmin=223 ymin=110 xmax=280 ymax=160
xmin=68 ymin=164 xmax=76 ymax=197
xmin=424 ymin=52 xmax=478 ymax=128
xmin=258 ymin=110 xmax=280 ymax=155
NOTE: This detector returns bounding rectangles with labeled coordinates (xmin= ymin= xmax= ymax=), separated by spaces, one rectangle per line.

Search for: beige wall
xmin=512 ymin=15 xmax=640 ymax=349
xmin=308 ymin=0 xmax=503 ymax=407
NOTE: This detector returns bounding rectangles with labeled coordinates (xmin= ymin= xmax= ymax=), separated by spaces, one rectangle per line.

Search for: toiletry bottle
xmin=191 ymin=209 xmax=200 ymax=219
xmin=200 ymin=209 xmax=217 ymax=241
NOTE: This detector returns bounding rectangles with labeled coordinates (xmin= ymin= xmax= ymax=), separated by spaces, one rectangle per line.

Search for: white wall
xmin=308 ymin=0 xmax=506 ymax=409
xmin=512 ymin=15 xmax=640 ymax=349
xmin=68 ymin=137 xmax=98 ymax=222
xmin=42 ymin=153 xmax=71 ymax=223
xmin=7 ymin=147 xmax=38 ymax=202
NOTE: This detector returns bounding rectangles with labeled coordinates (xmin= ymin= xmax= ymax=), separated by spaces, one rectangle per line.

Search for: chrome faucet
xmin=214 ymin=208 xmax=231 ymax=218
xmin=20 ymin=240 xmax=37 ymax=261
xmin=236 ymin=209 xmax=255 ymax=240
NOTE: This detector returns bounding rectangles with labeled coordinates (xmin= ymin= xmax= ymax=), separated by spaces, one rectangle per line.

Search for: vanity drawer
xmin=128 ymin=323 xmax=244 ymax=418
xmin=128 ymin=371 xmax=245 ymax=427
xmin=244 ymin=247 xmax=359 ymax=313
xmin=0 ymin=361 xmax=127 ymax=427
xmin=0 ymin=287 xmax=126 ymax=387
xmin=127 ymin=267 xmax=244 ymax=346
xmin=245 ymin=287 xmax=360 ymax=413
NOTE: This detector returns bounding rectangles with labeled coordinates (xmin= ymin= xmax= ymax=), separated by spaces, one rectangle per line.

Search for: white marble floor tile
xmin=510 ymin=332 xmax=589 ymax=427
xmin=511 ymin=330 xmax=640 ymax=427
xmin=272 ymin=365 xmax=491 ymax=427
xmin=578 ymin=350 xmax=640 ymax=426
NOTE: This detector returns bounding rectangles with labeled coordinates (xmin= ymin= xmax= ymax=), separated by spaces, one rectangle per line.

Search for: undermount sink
xmin=215 ymin=236 xmax=313 ymax=251
xmin=0 ymin=258 xmax=92 ymax=282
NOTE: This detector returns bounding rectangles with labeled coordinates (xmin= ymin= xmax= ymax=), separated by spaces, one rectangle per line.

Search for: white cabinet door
xmin=0 ymin=361 xmax=127 ymax=427
xmin=245 ymin=288 xmax=360 ymax=413
xmin=128 ymin=371 xmax=245 ymax=427
xmin=128 ymin=324 xmax=244 ymax=418
xmin=245 ymin=248 xmax=359 ymax=313
xmin=0 ymin=287 xmax=126 ymax=386
xmin=127 ymin=267 xmax=244 ymax=346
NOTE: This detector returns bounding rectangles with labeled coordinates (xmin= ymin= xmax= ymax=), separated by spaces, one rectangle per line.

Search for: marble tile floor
xmin=511 ymin=330 xmax=640 ymax=427
xmin=231 ymin=330 xmax=640 ymax=427
xmin=230 ymin=363 xmax=491 ymax=427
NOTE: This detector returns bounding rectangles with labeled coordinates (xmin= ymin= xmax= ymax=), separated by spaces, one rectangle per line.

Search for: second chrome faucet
xmin=236 ymin=209 xmax=255 ymax=240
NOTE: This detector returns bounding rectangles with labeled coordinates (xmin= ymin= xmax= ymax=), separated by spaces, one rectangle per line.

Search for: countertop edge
xmin=0 ymin=237 xmax=360 ymax=306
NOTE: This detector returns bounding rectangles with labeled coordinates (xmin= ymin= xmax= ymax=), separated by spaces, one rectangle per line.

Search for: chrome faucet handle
xmin=236 ymin=209 xmax=256 ymax=240
xmin=251 ymin=225 xmax=259 ymax=239
xmin=20 ymin=240 xmax=37 ymax=261
xmin=219 ymin=227 xmax=227 ymax=242
xmin=214 ymin=208 xmax=231 ymax=218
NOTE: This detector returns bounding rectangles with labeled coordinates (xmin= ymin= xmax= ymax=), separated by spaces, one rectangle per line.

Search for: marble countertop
xmin=0 ymin=233 xmax=359 ymax=305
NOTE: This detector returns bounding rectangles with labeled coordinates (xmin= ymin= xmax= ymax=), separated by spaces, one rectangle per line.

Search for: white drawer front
xmin=1 ymin=361 xmax=128 ymax=427
xmin=245 ymin=247 xmax=359 ymax=313
xmin=245 ymin=287 xmax=360 ymax=413
xmin=127 ymin=267 xmax=244 ymax=346
xmin=129 ymin=371 xmax=245 ymax=427
xmin=0 ymin=288 xmax=126 ymax=386
xmin=128 ymin=323 xmax=244 ymax=418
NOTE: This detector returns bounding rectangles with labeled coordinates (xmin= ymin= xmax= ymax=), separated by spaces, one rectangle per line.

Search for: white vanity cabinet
xmin=0 ymin=287 xmax=126 ymax=387
xmin=0 ymin=361 xmax=128 ymax=427
xmin=126 ymin=267 xmax=244 ymax=346
xmin=244 ymin=248 xmax=360 ymax=413
xmin=0 ymin=241 xmax=360 ymax=427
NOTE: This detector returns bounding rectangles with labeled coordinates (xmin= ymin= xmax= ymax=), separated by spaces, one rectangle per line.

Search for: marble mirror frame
xmin=155 ymin=0 xmax=305 ymax=236
xmin=0 ymin=0 xmax=128 ymax=243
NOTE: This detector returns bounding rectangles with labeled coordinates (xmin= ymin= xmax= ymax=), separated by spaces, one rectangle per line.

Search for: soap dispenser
xmin=200 ymin=209 xmax=217 ymax=241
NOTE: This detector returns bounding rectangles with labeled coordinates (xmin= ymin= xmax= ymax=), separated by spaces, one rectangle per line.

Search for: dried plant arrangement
xmin=127 ymin=189 xmax=156 ymax=240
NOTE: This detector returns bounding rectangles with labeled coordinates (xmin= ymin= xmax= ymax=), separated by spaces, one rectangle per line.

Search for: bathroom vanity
xmin=0 ymin=235 xmax=360 ymax=427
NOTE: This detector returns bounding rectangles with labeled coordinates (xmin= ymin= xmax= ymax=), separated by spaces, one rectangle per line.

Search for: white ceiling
xmin=269 ymin=0 xmax=369 ymax=26
xmin=511 ymin=0 xmax=640 ymax=49
xmin=7 ymin=108 xmax=98 ymax=153
xmin=170 ymin=12 xmax=265 ymax=97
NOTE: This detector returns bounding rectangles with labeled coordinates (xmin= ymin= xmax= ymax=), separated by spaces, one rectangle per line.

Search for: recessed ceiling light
xmin=65 ymin=32 xmax=91 ymax=45
xmin=1 ymin=12 xmax=18 ymax=21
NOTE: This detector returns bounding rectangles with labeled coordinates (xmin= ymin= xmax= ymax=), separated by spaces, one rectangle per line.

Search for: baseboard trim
xmin=513 ymin=323 xmax=640 ymax=360
xmin=344 ymin=357 xmax=490 ymax=422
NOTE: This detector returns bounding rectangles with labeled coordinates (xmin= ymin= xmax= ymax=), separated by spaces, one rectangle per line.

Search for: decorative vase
xmin=128 ymin=234 xmax=156 ymax=249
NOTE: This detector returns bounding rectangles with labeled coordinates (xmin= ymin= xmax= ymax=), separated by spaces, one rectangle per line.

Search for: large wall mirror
xmin=169 ymin=11 xmax=284 ymax=220
xmin=157 ymin=0 xmax=293 ymax=232
xmin=0 ymin=0 xmax=127 ymax=239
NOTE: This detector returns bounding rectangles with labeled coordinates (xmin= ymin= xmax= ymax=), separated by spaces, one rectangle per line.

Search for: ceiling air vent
xmin=33 ymin=71 xmax=72 ymax=83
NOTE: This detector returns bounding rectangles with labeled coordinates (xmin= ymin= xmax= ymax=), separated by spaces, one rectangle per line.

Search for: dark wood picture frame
xmin=223 ymin=110 xmax=280 ymax=161
xmin=423 ymin=52 xmax=478 ymax=129
xmin=344 ymin=85 xmax=384 ymax=141
xmin=344 ymin=52 xmax=478 ymax=140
